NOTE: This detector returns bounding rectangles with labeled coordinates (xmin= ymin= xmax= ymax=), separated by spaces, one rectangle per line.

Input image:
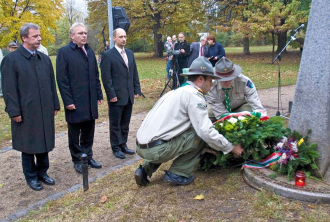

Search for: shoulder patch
xmin=246 ymin=80 xmax=254 ymax=89
xmin=197 ymin=103 xmax=207 ymax=109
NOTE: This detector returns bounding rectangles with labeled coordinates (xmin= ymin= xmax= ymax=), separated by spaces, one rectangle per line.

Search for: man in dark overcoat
xmin=56 ymin=23 xmax=103 ymax=174
xmin=173 ymin=32 xmax=190 ymax=87
xmin=101 ymin=28 xmax=141 ymax=159
xmin=1 ymin=23 xmax=60 ymax=191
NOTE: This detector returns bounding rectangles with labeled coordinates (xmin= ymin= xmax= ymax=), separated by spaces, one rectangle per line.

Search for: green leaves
xmin=200 ymin=115 xmax=288 ymax=170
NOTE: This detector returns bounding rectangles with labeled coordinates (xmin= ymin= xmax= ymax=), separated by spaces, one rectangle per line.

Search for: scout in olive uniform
xmin=207 ymin=57 xmax=266 ymax=122
xmin=134 ymin=57 xmax=243 ymax=186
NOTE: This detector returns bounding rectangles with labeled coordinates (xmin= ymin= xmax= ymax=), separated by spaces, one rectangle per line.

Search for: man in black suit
xmin=187 ymin=36 xmax=207 ymax=67
xmin=173 ymin=32 xmax=190 ymax=86
xmin=56 ymin=23 xmax=103 ymax=174
xmin=101 ymin=28 xmax=141 ymax=159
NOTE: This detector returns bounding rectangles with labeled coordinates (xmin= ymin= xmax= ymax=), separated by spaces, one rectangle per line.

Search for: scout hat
xmin=180 ymin=57 xmax=221 ymax=79
xmin=215 ymin=57 xmax=242 ymax=81
xmin=8 ymin=41 xmax=18 ymax=48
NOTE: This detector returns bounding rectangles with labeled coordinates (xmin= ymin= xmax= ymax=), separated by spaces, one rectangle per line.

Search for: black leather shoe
xmin=134 ymin=165 xmax=150 ymax=186
xmin=27 ymin=180 xmax=43 ymax=191
xmin=88 ymin=159 xmax=102 ymax=168
xmin=74 ymin=163 xmax=83 ymax=174
xmin=121 ymin=145 xmax=135 ymax=155
xmin=164 ymin=170 xmax=195 ymax=186
xmin=113 ymin=150 xmax=126 ymax=159
xmin=38 ymin=174 xmax=55 ymax=185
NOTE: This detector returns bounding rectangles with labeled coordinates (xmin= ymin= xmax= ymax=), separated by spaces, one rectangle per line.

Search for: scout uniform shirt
xmin=136 ymin=81 xmax=233 ymax=154
xmin=206 ymin=74 xmax=266 ymax=120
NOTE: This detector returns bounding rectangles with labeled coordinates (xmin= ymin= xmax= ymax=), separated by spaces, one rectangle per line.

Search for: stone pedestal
xmin=288 ymin=0 xmax=330 ymax=176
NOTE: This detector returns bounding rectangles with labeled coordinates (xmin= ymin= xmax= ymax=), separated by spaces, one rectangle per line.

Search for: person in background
xmin=187 ymin=36 xmax=207 ymax=67
xmin=207 ymin=57 xmax=266 ymax=122
xmin=56 ymin=22 xmax=103 ymax=174
xmin=1 ymin=23 xmax=60 ymax=191
xmin=205 ymin=35 xmax=225 ymax=67
xmin=164 ymin=36 xmax=173 ymax=79
xmin=0 ymin=48 xmax=3 ymax=97
xmin=7 ymin=41 xmax=18 ymax=53
xmin=104 ymin=41 xmax=110 ymax=51
xmin=172 ymin=35 xmax=178 ymax=46
xmin=37 ymin=44 xmax=48 ymax=55
xmin=173 ymin=32 xmax=190 ymax=86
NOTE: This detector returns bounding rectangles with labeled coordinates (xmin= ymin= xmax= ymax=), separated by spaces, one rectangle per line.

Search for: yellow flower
xmin=298 ymin=138 xmax=304 ymax=146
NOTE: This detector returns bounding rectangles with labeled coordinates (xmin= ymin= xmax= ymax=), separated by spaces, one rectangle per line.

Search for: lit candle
xmin=295 ymin=171 xmax=306 ymax=186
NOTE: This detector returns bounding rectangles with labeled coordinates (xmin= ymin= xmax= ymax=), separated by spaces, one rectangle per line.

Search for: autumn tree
xmin=245 ymin=0 xmax=309 ymax=57
xmin=87 ymin=0 xmax=207 ymax=57
xmin=0 ymin=0 xmax=64 ymax=47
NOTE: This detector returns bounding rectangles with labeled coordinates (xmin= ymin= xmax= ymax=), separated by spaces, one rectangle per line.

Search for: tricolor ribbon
xmin=242 ymin=152 xmax=282 ymax=169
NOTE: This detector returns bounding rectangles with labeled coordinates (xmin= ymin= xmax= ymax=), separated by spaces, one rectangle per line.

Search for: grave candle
xmin=295 ymin=171 xmax=306 ymax=187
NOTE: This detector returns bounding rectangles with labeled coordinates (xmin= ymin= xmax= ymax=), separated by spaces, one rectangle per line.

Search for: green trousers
xmin=207 ymin=103 xmax=253 ymax=122
xmin=136 ymin=128 xmax=205 ymax=178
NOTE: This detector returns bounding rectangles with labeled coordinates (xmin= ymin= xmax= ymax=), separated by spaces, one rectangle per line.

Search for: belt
xmin=136 ymin=139 xmax=168 ymax=149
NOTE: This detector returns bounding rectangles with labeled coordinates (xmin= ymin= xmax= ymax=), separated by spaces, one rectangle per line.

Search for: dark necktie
xmin=200 ymin=45 xmax=203 ymax=56
xmin=222 ymin=88 xmax=232 ymax=112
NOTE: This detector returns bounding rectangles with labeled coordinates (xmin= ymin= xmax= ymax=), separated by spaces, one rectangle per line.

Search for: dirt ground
xmin=0 ymin=85 xmax=296 ymax=220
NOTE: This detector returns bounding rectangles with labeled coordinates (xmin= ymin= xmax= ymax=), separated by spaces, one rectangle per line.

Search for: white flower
xmin=292 ymin=142 xmax=298 ymax=152
xmin=281 ymin=136 xmax=288 ymax=143
xmin=227 ymin=117 xmax=238 ymax=124
xmin=290 ymin=155 xmax=295 ymax=160
xmin=282 ymin=153 xmax=287 ymax=159
xmin=219 ymin=123 xmax=224 ymax=127
xmin=277 ymin=142 xmax=284 ymax=149
xmin=238 ymin=116 xmax=245 ymax=121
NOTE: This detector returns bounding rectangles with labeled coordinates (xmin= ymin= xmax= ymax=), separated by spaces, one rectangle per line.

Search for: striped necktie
xmin=222 ymin=87 xmax=232 ymax=112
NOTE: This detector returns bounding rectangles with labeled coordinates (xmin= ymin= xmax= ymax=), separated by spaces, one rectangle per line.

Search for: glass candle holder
xmin=295 ymin=171 xmax=306 ymax=187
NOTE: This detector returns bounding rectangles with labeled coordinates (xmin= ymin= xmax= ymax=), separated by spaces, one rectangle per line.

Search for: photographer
xmin=174 ymin=32 xmax=190 ymax=85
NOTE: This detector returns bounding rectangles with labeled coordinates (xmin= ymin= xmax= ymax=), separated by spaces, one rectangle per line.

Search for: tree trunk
xmin=152 ymin=11 xmax=163 ymax=57
xmin=242 ymin=37 xmax=250 ymax=55
xmin=276 ymin=31 xmax=287 ymax=54
xmin=272 ymin=32 xmax=275 ymax=61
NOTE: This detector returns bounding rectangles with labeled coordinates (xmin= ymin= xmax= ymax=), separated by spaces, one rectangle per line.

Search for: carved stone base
xmin=243 ymin=168 xmax=330 ymax=203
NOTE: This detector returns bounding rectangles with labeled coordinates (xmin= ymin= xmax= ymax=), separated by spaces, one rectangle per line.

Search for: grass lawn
xmin=0 ymin=46 xmax=301 ymax=148
xmin=19 ymin=162 xmax=330 ymax=221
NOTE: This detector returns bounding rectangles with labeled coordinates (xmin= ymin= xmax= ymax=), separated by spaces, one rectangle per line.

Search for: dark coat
xmin=174 ymin=40 xmax=190 ymax=69
xmin=187 ymin=42 xmax=207 ymax=67
xmin=1 ymin=46 xmax=60 ymax=154
xmin=56 ymin=41 xmax=103 ymax=123
xmin=100 ymin=47 xmax=141 ymax=106
xmin=205 ymin=41 xmax=225 ymax=67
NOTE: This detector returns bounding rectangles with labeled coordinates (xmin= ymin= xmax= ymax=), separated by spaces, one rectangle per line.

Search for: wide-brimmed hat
xmin=8 ymin=41 xmax=18 ymax=48
xmin=214 ymin=57 xmax=242 ymax=81
xmin=180 ymin=57 xmax=221 ymax=79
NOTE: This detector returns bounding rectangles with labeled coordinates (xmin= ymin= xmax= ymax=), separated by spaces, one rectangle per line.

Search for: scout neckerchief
xmin=182 ymin=81 xmax=204 ymax=94
xmin=222 ymin=87 xmax=232 ymax=112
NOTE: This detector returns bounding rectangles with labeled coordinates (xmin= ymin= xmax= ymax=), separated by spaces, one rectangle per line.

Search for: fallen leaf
xmin=100 ymin=196 xmax=107 ymax=203
xmin=238 ymin=209 xmax=242 ymax=212
xmin=194 ymin=194 xmax=204 ymax=200
xmin=307 ymin=204 xmax=315 ymax=209
xmin=0 ymin=184 xmax=3 ymax=188
xmin=178 ymin=218 xmax=186 ymax=222
xmin=230 ymin=198 xmax=235 ymax=200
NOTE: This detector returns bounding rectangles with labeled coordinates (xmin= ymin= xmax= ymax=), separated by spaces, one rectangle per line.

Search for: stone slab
xmin=244 ymin=168 xmax=330 ymax=203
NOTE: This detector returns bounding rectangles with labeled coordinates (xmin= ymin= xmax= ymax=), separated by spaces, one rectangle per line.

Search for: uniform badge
xmin=197 ymin=103 xmax=207 ymax=109
xmin=246 ymin=80 xmax=254 ymax=89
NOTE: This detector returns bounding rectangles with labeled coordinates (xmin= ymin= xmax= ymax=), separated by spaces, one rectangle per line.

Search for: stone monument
xmin=289 ymin=0 xmax=330 ymax=177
